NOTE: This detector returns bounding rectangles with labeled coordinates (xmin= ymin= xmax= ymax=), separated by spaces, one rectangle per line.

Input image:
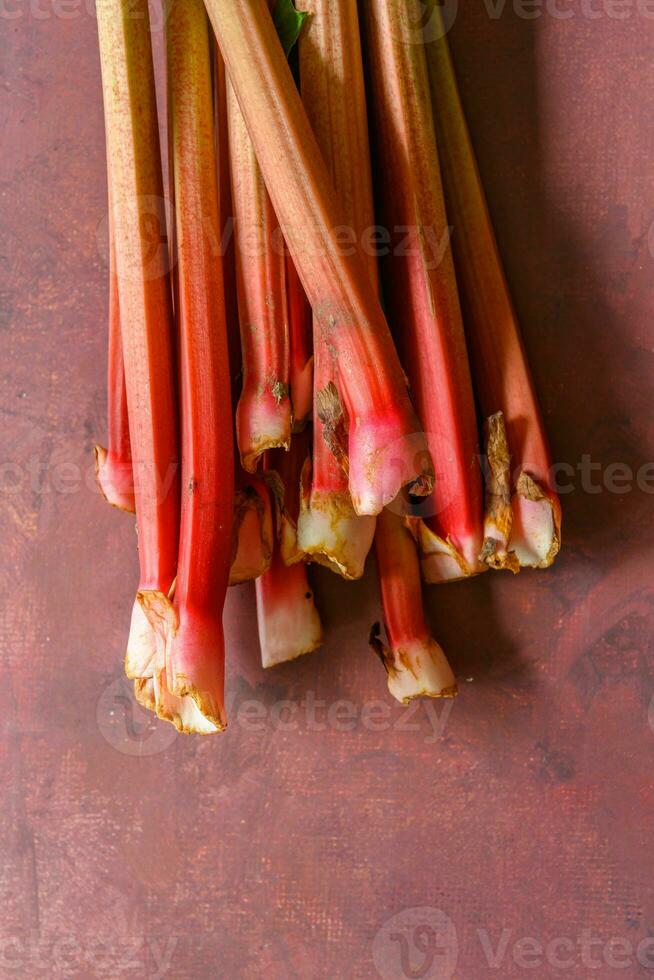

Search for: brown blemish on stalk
xmin=480 ymin=411 xmax=520 ymax=573
xmin=271 ymin=380 xmax=288 ymax=404
xmin=316 ymin=381 xmax=349 ymax=477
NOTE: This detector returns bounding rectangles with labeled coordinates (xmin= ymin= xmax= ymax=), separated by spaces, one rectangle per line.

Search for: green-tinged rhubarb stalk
xmin=371 ymin=510 xmax=458 ymax=703
xmin=96 ymin=0 xmax=180 ymax=686
xmin=295 ymin=0 xmax=376 ymax=579
xmin=205 ymin=0 xmax=434 ymax=515
xmin=94 ymin=198 xmax=135 ymax=514
xmin=424 ymin=3 xmax=561 ymax=569
xmin=139 ymin=0 xmax=235 ymax=734
xmin=360 ymin=0 xmax=485 ymax=584
xmin=227 ymin=79 xmax=292 ymax=472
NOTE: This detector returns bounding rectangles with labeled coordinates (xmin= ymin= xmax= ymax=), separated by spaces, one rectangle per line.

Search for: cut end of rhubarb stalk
xmin=347 ymin=413 xmax=434 ymax=517
xmin=165 ymin=610 xmax=228 ymax=734
xmin=413 ymin=518 xmax=486 ymax=584
xmin=479 ymin=412 xmax=519 ymax=573
xmin=135 ymin=590 xmax=227 ymax=734
xmin=230 ymin=483 xmax=274 ymax=584
xmin=94 ymin=445 xmax=136 ymax=514
xmin=236 ymin=388 xmax=292 ymax=473
xmin=297 ymin=457 xmax=375 ymax=580
xmin=479 ymin=413 xmax=561 ymax=572
xmin=256 ymin=560 xmax=323 ymax=669
xmin=125 ymin=596 xmax=158 ymax=680
xmin=511 ymin=472 xmax=561 ymax=569
xmin=152 ymin=663 xmax=223 ymax=736
xmin=369 ymin=625 xmax=458 ymax=704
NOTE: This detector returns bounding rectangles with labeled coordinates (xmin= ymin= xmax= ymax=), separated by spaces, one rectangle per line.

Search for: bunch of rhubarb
xmin=94 ymin=0 xmax=560 ymax=735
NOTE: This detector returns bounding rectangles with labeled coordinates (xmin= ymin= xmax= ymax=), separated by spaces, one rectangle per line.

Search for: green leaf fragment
xmin=273 ymin=0 xmax=308 ymax=58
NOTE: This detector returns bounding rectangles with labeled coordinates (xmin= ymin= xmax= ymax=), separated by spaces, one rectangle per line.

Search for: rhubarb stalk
xmin=360 ymin=0 xmax=485 ymax=583
xmin=227 ymin=80 xmax=292 ymax=472
xmin=286 ymin=252 xmax=313 ymax=430
xmin=295 ymin=0 xmax=376 ymax=579
xmin=149 ymin=0 xmax=235 ymax=732
xmin=96 ymin=0 xmax=180 ymax=685
xmin=256 ymin=440 xmax=322 ymax=669
xmin=371 ymin=510 xmax=458 ymax=703
xmin=94 ymin=200 xmax=135 ymax=514
xmin=205 ymin=0 xmax=434 ymax=515
xmin=423 ymin=3 xmax=561 ymax=568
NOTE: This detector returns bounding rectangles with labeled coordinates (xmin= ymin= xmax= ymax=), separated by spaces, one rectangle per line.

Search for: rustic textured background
xmin=2 ymin=2 xmax=654 ymax=978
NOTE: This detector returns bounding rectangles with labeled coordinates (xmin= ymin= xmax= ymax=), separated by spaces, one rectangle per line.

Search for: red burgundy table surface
xmin=2 ymin=4 xmax=653 ymax=978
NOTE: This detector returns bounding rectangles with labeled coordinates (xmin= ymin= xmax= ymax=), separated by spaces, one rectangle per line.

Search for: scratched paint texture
xmin=1 ymin=4 xmax=653 ymax=979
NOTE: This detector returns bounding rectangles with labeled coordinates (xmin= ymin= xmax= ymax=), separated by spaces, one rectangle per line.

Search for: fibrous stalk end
xmin=370 ymin=625 xmax=458 ymax=704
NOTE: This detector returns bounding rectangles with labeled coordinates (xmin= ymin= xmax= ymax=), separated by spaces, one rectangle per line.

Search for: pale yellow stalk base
xmin=511 ymin=473 xmax=561 ymax=568
xmin=230 ymin=485 xmax=274 ymax=584
xmin=370 ymin=630 xmax=458 ymax=705
xmin=256 ymin=577 xmax=323 ymax=670
xmin=479 ymin=413 xmax=560 ymax=572
xmin=93 ymin=445 xmax=135 ymax=514
xmin=127 ymin=588 xmax=225 ymax=735
xmin=414 ymin=520 xmax=486 ymax=584
xmin=297 ymin=461 xmax=375 ymax=581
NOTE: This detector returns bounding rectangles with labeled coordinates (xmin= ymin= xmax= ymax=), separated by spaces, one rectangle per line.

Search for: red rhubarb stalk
xmin=227 ymin=80 xmax=292 ymax=472
xmin=205 ymin=0 xmax=434 ymax=515
xmin=371 ymin=510 xmax=458 ymax=703
xmin=360 ymin=0 xmax=485 ymax=583
xmin=94 ymin=197 xmax=135 ymax=514
xmin=147 ymin=0 xmax=235 ymax=733
xmin=286 ymin=252 xmax=313 ymax=430
xmin=424 ymin=4 xmax=561 ymax=569
xmin=212 ymin=45 xmax=275 ymax=586
xmin=96 ymin=0 xmax=180 ymax=685
xmin=294 ymin=0 xmax=376 ymax=579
